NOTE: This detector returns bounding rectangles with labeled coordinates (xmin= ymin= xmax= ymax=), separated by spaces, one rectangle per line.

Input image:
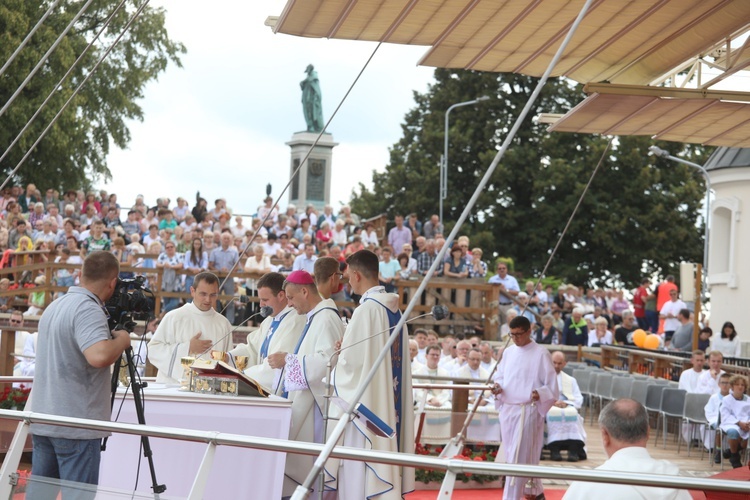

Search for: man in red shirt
xmin=632 ymin=278 xmax=651 ymax=330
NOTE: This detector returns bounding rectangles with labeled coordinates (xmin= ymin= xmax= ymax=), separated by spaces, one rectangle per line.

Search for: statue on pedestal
xmin=301 ymin=64 xmax=324 ymax=133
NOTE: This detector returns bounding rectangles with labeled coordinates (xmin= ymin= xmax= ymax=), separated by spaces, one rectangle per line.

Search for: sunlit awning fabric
xmin=274 ymin=0 xmax=750 ymax=147
xmin=274 ymin=0 xmax=750 ymax=86
xmin=548 ymin=89 xmax=750 ymax=148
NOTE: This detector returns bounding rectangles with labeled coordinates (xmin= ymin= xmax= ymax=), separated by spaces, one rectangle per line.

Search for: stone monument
xmin=288 ymin=64 xmax=337 ymax=211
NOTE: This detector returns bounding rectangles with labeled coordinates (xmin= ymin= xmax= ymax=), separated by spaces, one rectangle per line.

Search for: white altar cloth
xmin=99 ymin=385 xmax=292 ymax=499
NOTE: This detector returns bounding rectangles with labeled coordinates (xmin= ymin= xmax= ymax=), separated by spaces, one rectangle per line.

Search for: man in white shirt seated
xmin=697 ymin=350 xmax=725 ymax=395
xmin=704 ymin=372 xmax=731 ymax=463
xmin=564 ymin=399 xmax=691 ymax=500
xmin=412 ymin=345 xmax=451 ymax=409
xmin=720 ymin=374 xmax=750 ymax=468
xmin=679 ymin=350 xmax=706 ymax=392
xmin=479 ymin=341 xmax=494 ymax=372
xmin=445 ymin=340 xmax=470 ymax=375
xmin=413 ymin=328 xmax=428 ymax=364
xmin=455 ymin=348 xmax=491 ymax=408
xmin=409 ymin=339 xmax=425 ymax=372
xmin=678 ymin=350 xmax=706 ymax=444
xmin=547 ymin=351 xmax=586 ymax=462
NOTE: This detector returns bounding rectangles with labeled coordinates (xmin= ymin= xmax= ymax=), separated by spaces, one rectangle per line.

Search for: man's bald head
xmin=551 ymin=351 xmax=566 ymax=374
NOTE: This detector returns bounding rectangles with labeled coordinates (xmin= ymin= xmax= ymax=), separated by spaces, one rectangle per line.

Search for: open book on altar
xmin=190 ymin=359 xmax=271 ymax=398
xmin=331 ymin=396 xmax=395 ymax=439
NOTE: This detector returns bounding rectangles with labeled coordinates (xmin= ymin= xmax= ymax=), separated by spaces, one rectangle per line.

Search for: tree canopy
xmin=349 ymin=69 xmax=711 ymax=287
xmin=0 ymin=0 xmax=185 ymax=191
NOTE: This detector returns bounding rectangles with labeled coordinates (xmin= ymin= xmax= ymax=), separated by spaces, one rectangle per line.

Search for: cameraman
xmin=28 ymin=251 xmax=131 ymax=497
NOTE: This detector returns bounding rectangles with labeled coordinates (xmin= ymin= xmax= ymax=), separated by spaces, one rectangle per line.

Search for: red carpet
xmin=702 ymin=466 xmax=750 ymax=500
xmin=406 ymin=488 xmax=565 ymax=499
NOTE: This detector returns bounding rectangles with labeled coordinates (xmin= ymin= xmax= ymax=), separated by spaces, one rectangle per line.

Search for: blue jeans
xmin=56 ymin=275 xmax=74 ymax=295
xmin=184 ymin=275 xmax=195 ymax=301
xmin=726 ymin=428 xmax=741 ymax=440
xmin=29 ymin=435 xmax=100 ymax=500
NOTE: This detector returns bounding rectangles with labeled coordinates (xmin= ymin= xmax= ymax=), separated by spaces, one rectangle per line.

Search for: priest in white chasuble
xmin=546 ymin=351 xmax=586 ymax=462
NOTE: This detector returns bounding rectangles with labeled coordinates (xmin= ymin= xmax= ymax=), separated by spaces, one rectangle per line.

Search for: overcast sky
xmin=101 ymin=1 xmax=435 ymax=216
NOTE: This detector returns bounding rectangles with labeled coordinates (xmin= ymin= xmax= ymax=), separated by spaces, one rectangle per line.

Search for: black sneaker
xmin=550 ymin=449 xmax=563 ymax=461
xmin=714 ymin=449 xmax=722 ymax=464
xmin=730 ymin=453 xmax=742 ymax=469
xmin=723 ymin=448 xmax=732 ymax=459
xmin=567 ymin=451 xmax=580 ymax=462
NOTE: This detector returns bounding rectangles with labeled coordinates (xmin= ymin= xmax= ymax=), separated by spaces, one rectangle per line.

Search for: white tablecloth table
xmin=99 ymin=385 xmax=292 ymax=499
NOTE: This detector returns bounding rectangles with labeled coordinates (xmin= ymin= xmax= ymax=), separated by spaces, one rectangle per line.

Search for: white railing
xmin=1 ymin=408 xmax=750 ymax=499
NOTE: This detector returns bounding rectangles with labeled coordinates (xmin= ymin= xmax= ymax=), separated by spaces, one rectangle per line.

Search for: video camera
xmin=105 ymin=275 xmax=155 ymax=332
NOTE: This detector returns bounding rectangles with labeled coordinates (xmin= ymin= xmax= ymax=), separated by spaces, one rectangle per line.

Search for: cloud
xmin=102 ymin=0 xmax=434 ymax=216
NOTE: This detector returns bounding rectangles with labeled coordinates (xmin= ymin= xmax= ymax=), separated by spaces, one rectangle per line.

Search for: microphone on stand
xmin=314 ymin=304 xmax=450 ymax=494
xmin=198 ymin=305 xmax=274 ymax=358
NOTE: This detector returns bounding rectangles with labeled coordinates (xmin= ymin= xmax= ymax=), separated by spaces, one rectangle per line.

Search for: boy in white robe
xmin=704 ymin=372 xmax=731 ymax=462
xmin=267 ymin=270 xmax=344 ymax=497
xmin=492 ymin=316 xmax=558 ymax=500
xmin=720 ymin=374 xmax=750 ymax=468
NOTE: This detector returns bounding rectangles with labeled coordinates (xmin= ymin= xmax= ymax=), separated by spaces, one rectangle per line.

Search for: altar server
xmin=546 ymin=351 xmax=586 ymax=462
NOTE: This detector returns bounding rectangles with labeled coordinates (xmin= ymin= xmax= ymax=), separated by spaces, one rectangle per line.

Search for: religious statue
xmin=300 ymin=64 xmax=324 ymax=132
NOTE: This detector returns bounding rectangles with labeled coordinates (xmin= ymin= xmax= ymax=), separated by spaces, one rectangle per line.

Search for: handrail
xmin=0 ymin=409 xmax=748 ymax=494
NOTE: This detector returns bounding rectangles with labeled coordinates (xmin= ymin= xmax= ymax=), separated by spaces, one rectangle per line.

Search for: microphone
xmin=198 ymin=305 xmax=273 ymax=358
xmin=431 ymin=304 xmax=449 ymax=321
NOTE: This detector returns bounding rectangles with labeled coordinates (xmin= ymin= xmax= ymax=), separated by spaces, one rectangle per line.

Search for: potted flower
xmin=0 ymin=385 xmax=31 ymax=411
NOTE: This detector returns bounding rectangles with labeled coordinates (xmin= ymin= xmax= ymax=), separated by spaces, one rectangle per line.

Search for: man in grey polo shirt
xmin=488 ymin=262 xmax=520 ymax=335
xmin=29 ymin=251 xmax=131 ymax=497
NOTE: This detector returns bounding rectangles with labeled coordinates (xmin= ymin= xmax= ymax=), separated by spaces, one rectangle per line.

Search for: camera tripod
xmin=104 ymin=323 xmax=166 ymax=497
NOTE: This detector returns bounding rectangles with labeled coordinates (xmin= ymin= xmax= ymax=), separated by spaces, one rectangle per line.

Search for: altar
xmin=99 ymin=385 xmax=292 ymax=499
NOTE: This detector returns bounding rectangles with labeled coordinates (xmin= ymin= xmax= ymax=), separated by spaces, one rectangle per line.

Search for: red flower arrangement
xmin=0 ymin=385 xmax=31 ymax=410
xmin=414 ymin=443 xmax=499 ymax=484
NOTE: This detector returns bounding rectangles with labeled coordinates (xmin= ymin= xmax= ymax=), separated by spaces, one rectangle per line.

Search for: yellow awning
xmin=275 ymin=0 xmax=750 ymax=86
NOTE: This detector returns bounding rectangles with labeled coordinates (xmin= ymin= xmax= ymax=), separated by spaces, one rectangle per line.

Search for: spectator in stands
xmin=17 ymin=184 xmax=37 ymax=214
xmin=81 ymin=192 xmax=101 ymax=216
xmin=378 ymin=247 xmax=400 ymax=293
xmin=157 ymin=241 xmax=183 ymax=313
xmin=387 ymin=215 xmax=411 ymax=253
xmin=293 ymin=243 xmax=317 ymax=273
xmin=632 ymin=278 xmax=652 ymax=330
xmin=9 ymin=219 xmax=32 ymax=249
xmin=331 ymin=219 xmax=348 ymax=246
xmin=81 ymin=221 xmax=110 ymax=256
xmin=713 ymin=321 xmax=742 ymax=358
xmin=563 ymin=399 xmax=691 ymax=499
xmin=422 ymin=214 xmax=443 ymax=239
xmin=535 ymin=314 xmax=561 ymax=345
xmin=315 ymin=221 xmax=333 ymax=251
xmin=720 ymin=374 xmax=750 ymax=468
xmin=614 ymin=310 xmax=637 ymax=345
xmin=338 ymin=205 xmax=360 ymax=232
xmin=488 ymin=262 xmax=520 ymax=328
xmin=588 ymin=316 xmax=613 ymax=346
xmin=499 ymin=309 xmax=518 ymax=342
xmin=362 ymin=221 xmax=378 ymax=248
xmin=405 ymin=214 xmax=421 ymax=246
xmin=344 ymin=235 xmax=364 ymax=257
xmin=209 ymin=232 xmax=239 ymax=323
xmin=417 ymin=239 xmax=439 ymax=276
xmin=563 ymin=308 xmax=588 ymax=346
xmin=181 ymin=238 xmax=206 ymax=296
xmin=468 ymin=248 xmax=487 ymax=278
xmin=609 ymin=289 xmax=630 ymax=324
xmin=173 ymin=197 xmax=189 ymax=222
xmin=669 ymin=309 xmax=694 ymax=352
xmin=660 ymin=289 xmax=687 ymax=343
xmin=111 ymin=237 xmax=133 ymax=280
xmin=443 ymin=244 xmax=468 ymax=279
xmin=698 ymin=327 xmax=712 ymax=352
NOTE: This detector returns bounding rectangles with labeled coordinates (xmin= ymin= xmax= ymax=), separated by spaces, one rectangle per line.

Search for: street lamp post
xmin=649 ymin=145 xmax=712 ymax=289
xmin=441 ymin=96 xmax=490 ymax=226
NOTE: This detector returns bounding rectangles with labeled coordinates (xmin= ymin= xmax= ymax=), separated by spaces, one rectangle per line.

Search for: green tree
xmin=350 ymin=69 xmax=711 ymax=287
xmin=0 ymin=0 xmax=185 ymax=191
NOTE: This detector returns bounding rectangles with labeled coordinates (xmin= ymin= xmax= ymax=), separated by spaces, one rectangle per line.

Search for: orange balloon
xmin=632 ymin=329 xmax=647 ymax=348
xmin=644 ymin=334 xmax=661 ymax=350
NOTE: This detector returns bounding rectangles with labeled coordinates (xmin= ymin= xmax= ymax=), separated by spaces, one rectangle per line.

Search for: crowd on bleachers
xmin=0 ymin=184 xmax=741 ymax=358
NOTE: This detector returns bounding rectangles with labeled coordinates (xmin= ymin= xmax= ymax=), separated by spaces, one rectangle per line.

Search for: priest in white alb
xmin=267 ymin=270 xmax=344 ymax=497
xmin=456 ymin=348 xmax=492 ymax=409
xmin=546 ymin=351 xmax=586 ymax=462
xmin=327 ymin=250 xmax=414 ymax=499
xmin=492 ymin=316 xmax=558 ymax=500
xmin=148 ymin=272 xmax=232 ymax=384
xmin=225 ymin=272 xmax=305 ymax=392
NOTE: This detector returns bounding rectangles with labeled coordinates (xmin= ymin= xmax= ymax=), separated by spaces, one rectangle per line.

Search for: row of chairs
xmin=570 ymin=366 xmax=717 ymax=464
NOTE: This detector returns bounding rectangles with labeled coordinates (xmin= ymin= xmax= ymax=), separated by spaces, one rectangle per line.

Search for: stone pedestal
xmin=286 ymin=132 xmax=338 ymax=210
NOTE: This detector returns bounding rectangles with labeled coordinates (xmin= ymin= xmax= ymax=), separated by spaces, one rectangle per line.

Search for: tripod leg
xmin=123 ymin=347 xmax=167 ymax=496
xmin=102 ymin=354 xmax=125 ymax=452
